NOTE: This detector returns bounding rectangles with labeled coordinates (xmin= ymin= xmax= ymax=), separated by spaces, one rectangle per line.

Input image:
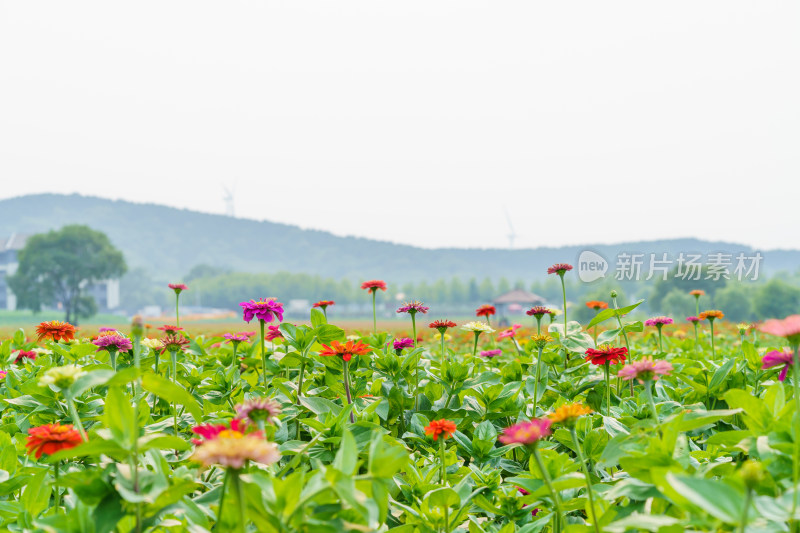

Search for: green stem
xmin=792 ymin=344 xmax=800 ymax=525
xmin=215 ymin=469 xmax=230 ymax=530
xmin=533 ymin=346 xmax=543 ymax=416
xmin=536 ymin=316 xmax=542 ymax=335
xmin=259 ymin=320 xmax=267 ymax=393
xmin=230 ymin=469 xmax=247 ymax=533
xmin=109 ymin=350 xmax=117 ymax=372
xmin=170 ymin=348 xmax=178 ymax=435
xmin=53 ymin=461 xmax=60 ymax=513
xmin=560 ymin=274 xmax=567 ymax=332
xmin=645 ymin=379 xmax=658 ymax=421
xmin=533 ymin=447 xmax=563 ymax=533
xmin=343 ymin=358 xmax=355 ymax=424
xmin=65 ymin=395 xmax=88 ymax=441
xmin=570 ymin=428 xmax=600 ymax=533
xmin=229 ymin=344 xmax=238 ymax=383
xmin=175 ymin=293 xmax=181 ymax=328
xmin=439 ymin=437 xmax=447 ymax=486
xmin=657 ymin=326 xmax=664 ymax=353
xmin=709 ymin=320 xmax=716 ymax=358
xmin=739 ymin=488 xmax=752 ymax=533
xmin=604 ymin=363 xmax=611 ymax=417
xmin=693 ymin=323 xmax=699 ymax=352
xmin=412 ymin=313 xmax=418 ymax=410
xmin=371 ymin=290 xmax=377 ymax=335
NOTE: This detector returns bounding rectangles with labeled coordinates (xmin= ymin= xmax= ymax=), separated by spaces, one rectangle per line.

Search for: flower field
xmin=1 ymin=272 xmax=799 ymax=533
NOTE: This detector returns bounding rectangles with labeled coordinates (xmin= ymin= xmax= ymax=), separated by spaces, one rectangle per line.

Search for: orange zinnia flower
xmin=585 ymin=301 xmax=608 ymax=310
xmin=689 ymin=290 xmax=706 ymax=297
xmin=26 ymin=424 xmax=83 ymax=459
xmin=424 ymin=419 xmax=457 ymax=441
xmin=699 ymin=310 xmax=724 ymax=321
xmin=318 ymin=340 xmax=372 ymax=362
xmin=36 ymin=321 xmax=76 ymax=343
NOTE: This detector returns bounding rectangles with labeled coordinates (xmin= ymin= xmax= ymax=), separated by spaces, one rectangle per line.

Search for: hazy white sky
xmin=1 ymin=1 xmax=798 ymax=250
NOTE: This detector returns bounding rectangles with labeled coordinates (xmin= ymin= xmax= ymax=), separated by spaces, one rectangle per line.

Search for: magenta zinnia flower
xmin=14 ymin=350 xmax=37 ymax=364
xmin=497 ymin=324 xmax=522 ymax=340
xmin=265 ymin=325 xmax=283 ymax=341
xmin=480 ymin=349 xmax=502 ymax=358
xmin=168 ymin=283 xmax=188 ymax=294
xmin=499 ymin=419 xmax=552 ymax=445
xmin=92 ymin=334 xmax=133 ymax=353
xmin=686 ymin=316 xmax=701 ymax=324
xmin=98 ymin=327 xmax=117 ymax=333
xmin=397 ymin=301 xmax=429 ymax=315
xmin=158 ymin=325 xmax=184 ymax=335
xmin=547 ymin=263 xmax=573 ymax=276
xmin=645 ymin=316 xmax=673 ymax=327
xmin=617 ymin=356 xmax=673 ymax=384
xmin=526 ymin=306 xmax=554 ymax=317
xmin=223 ymin=333 xmax=249 ymax=344
xmin=392 ymin=338 xmax=415 ymax=351
xmin=240 ymin=298 xmax=284 ymax=323
xmin=762 ymin=349 xmax=794 ymax=382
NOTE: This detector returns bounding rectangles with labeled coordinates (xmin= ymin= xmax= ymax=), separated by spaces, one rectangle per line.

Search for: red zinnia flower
xmin=158 ymin=325 xmax=184 ymax=335
xmin=318 ymin=340 xmax=372 ymax=362
xmin=265 ymin=325 xmax=283 ymax=341
xmin=161 ymin=334 xmax=190 ymax=353
xmin=475 ymin=304 xmax=496 ymax=317
xmin=424 ymin=419 xmax=457 ymax=441
xmin=547 ymin=263 xmax=573 ymax=276
xmin=26 ymin=424 xmax=83 ymax=459
xmin=191 ymin=419 xmax=250 ymax=445
xmin=526 ymin=306 xmax=554 ymax=317
xmin=361 ymin=280 xmax=387 ymax=292
xmin=584 ymin=345 xmax=628 ymax=366
xmin=313 ymin=300 xmax=335 ymax=309
xmin=14 ymin=350 xmax=37 ymax=364
xmin=36 ymin=321 xmax=76 ymax=343
xmin=429 ymin=320 xmax=457 ymax=333
xmin=586 ymin=301 xmax=608 ymax=310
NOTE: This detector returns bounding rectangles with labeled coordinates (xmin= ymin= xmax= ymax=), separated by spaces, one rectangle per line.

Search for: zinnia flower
xmin=397 ymin=301 xmax=429 ymax=315
xmin=191 ymin=434 xmax=280 ymax=469
xmin=480 ymin=349 xmax=502 ymax=358
xmin=547 ymin=263 xmax=573 ymax=276
xmin=526 ymin=306 xmax=554 ymax=317
xmin=699 ymin=310 xmax=724 ymax=321
xmin=98 ymin=327 xmax=117 ymax=333
xmin=265 ymin=325 xmax=283 ymax=341
xmin=313 ymin=300 xmax=335 ymax=309
xmin=476 ymin=304 xmax=496 ymax=317
xmin=36 ymin=321 xmax=76 ymax=343
xmin=761 ymin=349 xmax=794 ymax=381
xmin=645 ymin=316 xmax=673 ymax=327
xmin=240 ymin=298 xmax=284 ymax=323
xmin=191 ymin=419 xmax=249 ymax=445
xmin=393 ymin=338 xmax=415 ymax=351
xmin=461 ymin=321 xmax=495 ymax=334
xmin=14 ymin=350 xmax=37 ymax=364
xmin=497 ymin=324 xmax=522 ymax=340
xmin=161 ymin=334 xmax=190 ymax=353
xmin=158 ymin=325 xmax=184 ymax=335
xmin=318 ymin=340 xmax=372 ymax=362
xmin=584 ymin=345 xmax=628 ymax=366
xmin=0 ymin=370 xmax=6 ymax=380
xmin=530 ymin=334 xmax=553 ymax=348
xmin=26 ymin=423 xmax=83 ymax=459
xmin=361 ymin=280 xmax=387 ymax=292
xmin=92 ymin=333 xmax=133 ymax=353
xmin=429 ymin=320 xmax=457 ymax=334
xmin=586 ymin=301 xmax=608 ymax=310
xmin=141 ymin=338 xmax=164 ymax=350
xmin=39 ymin=365 xmax=87 ymax=389
xmin=617 ymin=356 xmax=673 ymax=384
xmin=235 ymin=398 xmax=281 ymax=424
xmin=689 ymin=290 xmax=705 ymax=297
xmin=499 ymin=419 xmax=552 ymax=445
xmin=168 ymin=283 xmax=188 ymax=294
xmin=424 ymin=419 xmax=457 ymax=441
xmin=223 ymin=333 xmax=250 ymax=345
xmin=759 ymin=315 xmax=800 ymax=346
xmin=686 ymin=316 xmax=701 ymax=324
xmin=548 ymin=403 xmax=592 ymax=426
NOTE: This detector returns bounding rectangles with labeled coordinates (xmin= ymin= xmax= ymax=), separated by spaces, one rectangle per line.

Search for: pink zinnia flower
xmin=223 ymin=333 xmax=249 ymax=344
xmin=158 ymin=325 xmax=184 ymax=335
xmin=547 ymin=263 xmax=573 ymax=276
xmin=361 ymin=280 xmax=387 ymax=292
xmin=480 ymin=349 xmax=502 ymax=358
xmin=235 ymin=398 xmax=281 ymax=424
xmin=92 ymin=334 xmax=133 ymax=353
xmin=526 ymin=306 xmax=554 ymax=317
xmin=397 ymin=301 xmax=429 ymax=315
xmin=686 ymin=316 xmax=701 ymax=324
xmin=265 ymin=325 xmax=283 ymax=341
xmin=759 ymin=315 xmax=800 ymax=346
xmin=645 ymin=316 xmax=673 ymax=327
xmin=497 ymin=324 xmax=522 ymax=340
xmin=14 ymin=350 xmax=37 ymax=364
xmin=168 ymin=283 xmax=188 ymax=294
xmin=393 ymin=338 xmax=415 ymax=351
xmin=499 ymin=419 xmax=552 ymax=445
xmin=240 ymin=298 xmax=284 ymax=323
xmin=0 ymin=370 xmax=6 ymax=380
xmin=98 ymin=327 xmax=117 ymax=333
xmin=762 ymin=349 xmax=794 ymax=382
xmin=617 ymin=356 xmax=673 ymax=384
xmin=191 ymin=419 xmax=249 ymax=445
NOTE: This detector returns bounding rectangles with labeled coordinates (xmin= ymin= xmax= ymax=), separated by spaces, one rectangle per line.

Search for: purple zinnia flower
xmin=686 ymin=316 xmax=701 ymax=323
xmin=762 ymin=349 xmax=794 ymax=382
xmin=480 ymin=349 xmax=502 ymax=358
xmin=645 ymin=316 xmax=674 ymax=327
xmin=93 ymin=334 xmax=133 ymax=353
xmin=393 ymin=337 xmax=415 ymax=351
xmin=240 ymin=298 xmax=284 ymax=323
xmin=224 ymin=333 xmax=250 ymax=345
xmin=396 ymin=301 xmax=430 ymax=315
xmin=98 ymin=327 xmax=117 ymax=333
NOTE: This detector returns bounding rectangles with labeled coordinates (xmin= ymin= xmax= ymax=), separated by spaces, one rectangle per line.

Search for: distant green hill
xmin=0 ymin=194 xmax=794 ymax=282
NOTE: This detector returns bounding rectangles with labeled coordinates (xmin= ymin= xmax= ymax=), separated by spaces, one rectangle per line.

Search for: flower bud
xmin=740 ymin=460 xmax=765 ymax=490
xmin=610 ymin=290 xmax=618 ymax=298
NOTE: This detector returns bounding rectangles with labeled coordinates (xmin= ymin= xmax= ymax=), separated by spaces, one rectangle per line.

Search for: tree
xmin=8 ymin=225 xmax=127 ymax=324
xmin=753 ymin=279 xmax=800 ymax=319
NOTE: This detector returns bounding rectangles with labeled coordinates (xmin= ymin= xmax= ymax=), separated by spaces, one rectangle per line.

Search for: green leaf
xmin=103 ymin=386 xmax=135 ymax=447
xmin=315 ymin=324 xmax=346 ymax=344
xmin=21 ymin=470 xmax=50 ymax=518
xmin=587 ymin=299 xmax=645 ymax=328
xmin=67 ymin=369 xmax=115 ymax=398
xmin=141 ymin=373 xmax=203 ymax=423
xmin=310 ymin=307 xmax=327 ymax=328
xmin=334 ymin=428 xmax=358 ymax=475
xmin=663 ymin=472 xmax=742 ymax=523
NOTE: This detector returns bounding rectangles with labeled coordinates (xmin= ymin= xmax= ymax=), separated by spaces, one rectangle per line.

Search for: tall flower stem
xmin=533 ymin=345 xmax=544 ymax=416
xmin=709 ymin=320 xmax=716 ymax=358
xmin=216 ymin=469 xmax=230 ymax=530
xmin=371 ymin=290 xmax=377 ymax=335
xmin=131 ymin=331 xmax=143 ymax=533
xmin=439 ymin=437 xmax=447 ymax=486
xmin=791 ymin=344 xmax=800 ymax=525
xmin=604 ymin=363 xmax=611 ymax=417
xmin=612 ymin=294 xmax=633 ymax=396
xmin=175 ymin=293 xmax=181 ymax=328
xmin=109 ymin=350 xmax=117 ymax=372
xmin=693 ymin=323 xmax=699 ymax=351
xmin=343 ymin=358 xmax=355 ymax=424
xmin=657 ymin=326 xmax=664 ymax=352
xmin=411 ymin=313 xmax=419 ymax=410
xmin=739 ymin=487 xmax=753 ymax=533
xmin=53 ymin=461 xmax=60 ymax=512
xmin=532 ymin=447 xmax=563 ymax=533
xmin=559 ymin=273 xmax=567 ymax=332
xmin=535 ymin=316 xmax=542 ymax=335
xmin=230 ymin=469 xmax=247 ymax=533
xmin=65 ymin=393 xmax=88 ymax=441
xmin=170 ymin=348 xmax=179 ymax=436
xmin=569 ymin=428 xmax=600 ymax=533
xmin=644 ymin=379 xmax=659 ymax=421
xmin=229 ymin=344 xmax=239 ymax=382
xmin=259 ymin=319 xmax=268 ymax=393
xmin=440 ymin=333 xmax=447 ymax=363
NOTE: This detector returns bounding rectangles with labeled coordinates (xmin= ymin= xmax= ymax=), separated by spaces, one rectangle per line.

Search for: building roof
xmin=492 ymin=289 xmax=547 ymax=305
xmin=0 ymin=233 xmax=30 ymax=251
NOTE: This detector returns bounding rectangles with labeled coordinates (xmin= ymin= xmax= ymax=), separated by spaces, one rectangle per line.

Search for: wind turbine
xmin=504 ymin=208 xmax=517 ymax=249
xmin=223 ymin=183 xmax=236 ymax=217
